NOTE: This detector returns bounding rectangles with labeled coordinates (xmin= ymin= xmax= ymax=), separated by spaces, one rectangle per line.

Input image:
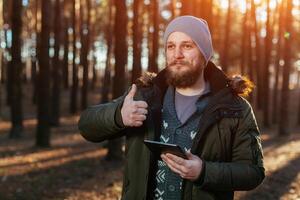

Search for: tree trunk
xmin=250 ymin=0 xmax=263 ymax=110
xmin=80 ymin=0 xmax=91 ymax=110
xmin=262 ymin=0 xmax=272 ymax=127
xmin=50 ymin=0 xmax=62 ymax=126
xmin=169 ymin=0 xmax=176 ymax=19
xmin=147 ymin=2 xmax=152 ymax=70
xmin=63 ymin=16 xmax=70 ymax=89
xmin=32 ymin=0 xmax=39 ymax=105
xmin=279 ymin=0 xmax=293 ymax=136
xmin=272 ymin=0 xmax=283 ymax=124
xmin=148 ymin=0 xmax=159 ymax=73
xmin=199 ymin=0 xmax=213 ymax=30
xmin=91 ymin=58 xmax=97 ymax=90
xmin=131 ymin=0 xmax=142 ymax=83
xmin=101 ymin=1 xmax=114 ymax=104
xmin=181 ymin=0 xmax=194 ymax=15
xmin=247 ymin=12 xmax=254 ymax=103
xmin=70 ymin=0 xmax=78 ymax=114
xmin=0 ymin=52 xmax=5 ymax=83
xmin=220 ymin=0 xmax=231 ymax=73
xmin=36 ymin=0 xmax=52 ymax=147
xmin=106 ymin=0 xmax=128 ymax=161
xmin=240 ymin=0 xmax=249 ymax=74
xmin=9 ymin=0 xmax=23 ymax=138
xmin=298 ymin=71 xmax=300 ymax=125
xmin=4 ymin=0 xmax=12 ymax=106
xmin=90 ymin=20 xmax=97 ymax=90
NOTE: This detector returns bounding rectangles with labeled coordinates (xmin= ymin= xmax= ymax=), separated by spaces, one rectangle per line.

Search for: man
xmin=78 ymin=16 xmax=265 ymax=200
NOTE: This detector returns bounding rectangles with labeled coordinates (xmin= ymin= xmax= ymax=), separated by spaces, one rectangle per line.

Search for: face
xmin=165 ymin=32 xmax=206 ymax=88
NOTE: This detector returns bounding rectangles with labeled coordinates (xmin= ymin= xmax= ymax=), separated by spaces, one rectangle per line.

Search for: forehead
xmin=167 ymin=32 xmax=194 ymax=43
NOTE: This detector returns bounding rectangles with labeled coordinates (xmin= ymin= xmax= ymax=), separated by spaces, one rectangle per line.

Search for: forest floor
xmin=0 ymin=116 xmax=299 ymax=200
xmin=0 ymin=84 xmax=300 ymax=200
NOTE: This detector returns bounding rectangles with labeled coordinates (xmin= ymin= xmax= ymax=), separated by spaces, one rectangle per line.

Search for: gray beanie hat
xmin=163 ymin=16 xmax=213 ymax=63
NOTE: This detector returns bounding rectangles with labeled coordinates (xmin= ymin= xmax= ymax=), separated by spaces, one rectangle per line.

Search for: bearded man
xmin=78 ymin=16 xmax=265 ymax=200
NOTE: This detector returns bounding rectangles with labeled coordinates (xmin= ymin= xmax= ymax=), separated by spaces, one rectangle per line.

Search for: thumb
xmin=185 ymin=151 xmax=194 ymax=160
xmin=126 ymin=84 xmax=137 ymax=100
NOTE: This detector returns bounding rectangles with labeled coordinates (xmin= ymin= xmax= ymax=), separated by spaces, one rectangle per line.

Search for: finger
xmin=133 ymin=108 xmax=148 ymax=115
xmin=132 ymin=121 xmax=143 ymax=127
xmin=134 ymin=101 xmax=148 ymax=108
xmin=166 ymin=153 xmax=185 ymax=165
xmin=132 ymin=114 xmax=147 ymax=121
xmin=166 ymin=153 xmax=190 ymax=174
xmin=166 ymin=162 xmax=182 ymax=175
xmin=164 ymin=154 xmax=185 ymax=173
xmin=162 ymin=156 xmax=182 ymax=175
xmin=126 ymin=84 xmax=137 ymax=100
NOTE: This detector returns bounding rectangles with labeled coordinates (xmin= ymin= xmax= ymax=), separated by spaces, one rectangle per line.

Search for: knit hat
xmin=163 ymin=16 xmax=213 ymax=64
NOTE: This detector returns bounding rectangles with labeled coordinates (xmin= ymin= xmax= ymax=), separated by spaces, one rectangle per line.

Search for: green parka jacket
xmin=78 ymin=62 xmax=265 ymax=200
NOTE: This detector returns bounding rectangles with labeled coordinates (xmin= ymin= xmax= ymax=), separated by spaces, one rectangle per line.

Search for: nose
xmin=174 ymin=47 xmax=184 ymax=59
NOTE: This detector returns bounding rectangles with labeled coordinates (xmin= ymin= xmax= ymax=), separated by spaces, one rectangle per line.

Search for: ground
xmin=0 ymin=116 xmax=299 ymax=200
xmin=0 ymin=84 xmax=299 ymax=200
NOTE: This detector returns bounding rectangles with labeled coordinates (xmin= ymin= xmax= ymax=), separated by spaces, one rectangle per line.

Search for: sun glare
xmin=218 ymin=0 xmax=280 ymax=13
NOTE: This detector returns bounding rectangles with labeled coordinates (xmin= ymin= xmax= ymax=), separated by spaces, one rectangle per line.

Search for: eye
xmin=167 ymin=44 xmax=175 ymax=50
xmin=183 ymin=44 xmax=193 ymax=49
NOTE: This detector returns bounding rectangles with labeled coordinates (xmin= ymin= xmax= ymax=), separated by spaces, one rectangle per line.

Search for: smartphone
xmin=143 ymin=139 xmax=187 ymax=159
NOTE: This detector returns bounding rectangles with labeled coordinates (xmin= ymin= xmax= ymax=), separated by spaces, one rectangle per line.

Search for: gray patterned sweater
xmin=154 ymin=86 xmax=210 ymax=200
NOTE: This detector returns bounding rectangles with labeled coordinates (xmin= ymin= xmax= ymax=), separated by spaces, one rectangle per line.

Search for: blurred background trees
xmin=1 ymin=0 xmax=300 ymax=159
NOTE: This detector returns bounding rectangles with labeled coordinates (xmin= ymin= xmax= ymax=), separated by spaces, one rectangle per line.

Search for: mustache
xmin=168 ymin=60 xmax=191 ymax=67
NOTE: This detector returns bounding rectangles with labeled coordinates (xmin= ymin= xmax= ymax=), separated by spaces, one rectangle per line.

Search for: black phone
xmin=143 ymin=139 xmax=187 ymax=159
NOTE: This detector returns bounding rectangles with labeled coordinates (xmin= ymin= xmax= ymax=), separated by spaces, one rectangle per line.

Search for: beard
xmin=165 ymin=60 xmax=204 ymax=88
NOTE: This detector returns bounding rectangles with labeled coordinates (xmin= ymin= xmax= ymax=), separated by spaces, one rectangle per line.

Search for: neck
xmin=176 ymin=71 xmax=206 ymax=96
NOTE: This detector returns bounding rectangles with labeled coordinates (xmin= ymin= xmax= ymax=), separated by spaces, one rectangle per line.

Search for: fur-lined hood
xmin=136 ymin=61 xmax=254 ymax=97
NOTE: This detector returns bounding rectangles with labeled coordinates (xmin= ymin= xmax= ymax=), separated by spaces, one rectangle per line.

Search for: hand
xmin=161 ymin=152 xmax=203 ymax=181
xmin=121 ymin=84 xmax=148 ymax=127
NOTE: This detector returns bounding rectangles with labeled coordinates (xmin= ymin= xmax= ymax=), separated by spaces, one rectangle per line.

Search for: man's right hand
xmin=121 ymin=84 xmax=148 ymax=127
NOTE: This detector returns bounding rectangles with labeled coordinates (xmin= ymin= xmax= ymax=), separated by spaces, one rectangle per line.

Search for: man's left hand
xmin=161 ymin=152 xmax=203 ymax=181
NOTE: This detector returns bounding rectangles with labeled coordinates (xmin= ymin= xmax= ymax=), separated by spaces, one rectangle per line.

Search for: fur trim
xmin=229 ymin=75 xmax=254 ymax=97
xmin=135 ymin=72 xmax=157 ymax=87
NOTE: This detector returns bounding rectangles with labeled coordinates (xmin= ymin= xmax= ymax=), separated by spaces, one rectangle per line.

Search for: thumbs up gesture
xmin=121 ymin=84 xmax=148 ymax=127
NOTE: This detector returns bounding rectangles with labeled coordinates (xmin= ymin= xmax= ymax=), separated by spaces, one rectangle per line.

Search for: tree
xmin=9 ymin=0 xmax=23 ymax=138
xmin=220 ymin=0 xmax=232 ymax=73
xmin=101 ymin=0 xmax=114 ymax=104
xmin=80 ymin=0 xmax=92 ymax=110
xmin=181 ymin=0 xmax=194 ymax=15
xmin=250 ymin=0 xmax=263 ymax=109
xmin=106 ymin=0 xmax=128 ymax=161
xmin=262 ymin=0 xmax=272 ymax=127
xmin=198 ymin=0 xmax=213 ymax=30
xmin=50 ymin=0 xmax=63 ymax=126
xmin=272 ymin=0 xmax=284 ymax=124
xmin=36 ymin=0 xmax=52 ymax=147
xmin=5 ymin=0 xmax=12 ymax=106
xmin=63 ymin=3 xmax=70 ymax=90
xmin=31 ymin=0 xmax=39 ymax=105
xmin=70 ymin=0 xmax=78 ymax=114
xmin=0 ymin=0 xmax=4 ymax=84
xmin=279 ymin=0 xmax=293 ymax=135
xmin=240 ymin=0 xmax=249 ymax=74
xmin=131 ymin=0 xmax=142 ymax=83
xmin=148 ymin=0 xmax=159 ymax=73
xmin=298 ymin=69 xmax=300 ymax=125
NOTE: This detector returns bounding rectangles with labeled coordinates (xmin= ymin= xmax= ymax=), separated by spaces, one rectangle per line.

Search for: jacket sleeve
xmin=78 ymin=95 xmax=127 ymax=142
xmin=195 ymin=100 xmax=265 ymax=191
